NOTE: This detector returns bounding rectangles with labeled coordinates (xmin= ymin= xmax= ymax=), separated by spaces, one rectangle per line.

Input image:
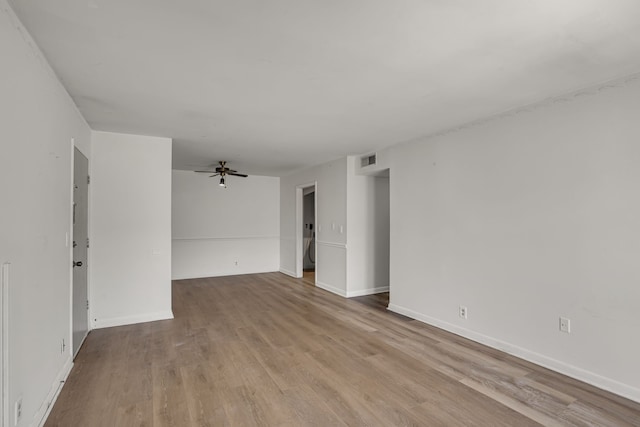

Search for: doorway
xmin=302 ymin=187 xmax=316 ymax=282
xmin=295 ymin=182 xmax=316 ymax=282
xmin=72 ymin=148 xmax=89 ymax=357
xmin=357 ymin=167 xmax=390 ymax=307
xmin=374 ymin=171 xmax=390 ymax=308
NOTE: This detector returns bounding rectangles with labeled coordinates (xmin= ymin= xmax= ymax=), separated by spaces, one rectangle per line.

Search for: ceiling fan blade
xmin=195 ymin=170 xmax=216 ymax=173
xmin=227 ymin=172 xmax=248 ymax=177
xmin=209 ymin=173 xmax=220 ymax=177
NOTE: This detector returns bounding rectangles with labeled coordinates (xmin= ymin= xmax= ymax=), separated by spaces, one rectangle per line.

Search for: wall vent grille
xmin=360 ymin=154 xmax=377 ymax=167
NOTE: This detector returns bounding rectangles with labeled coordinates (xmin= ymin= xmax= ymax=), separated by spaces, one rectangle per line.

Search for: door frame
xmin=295 ymin=182 xmax=317 ymax=279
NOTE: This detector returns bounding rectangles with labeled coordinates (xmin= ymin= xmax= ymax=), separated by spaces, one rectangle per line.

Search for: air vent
xmin=360 ymin=153 xmax=377 ymax=167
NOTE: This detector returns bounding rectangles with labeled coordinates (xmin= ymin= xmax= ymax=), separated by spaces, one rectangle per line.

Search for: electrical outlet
xmin=559 ymin=317 xmax=571 ymax=333
xmin=459 ymin=306 xmax=468 ymax=319
xmin=15 ymin=397 xmax=23 ymax=425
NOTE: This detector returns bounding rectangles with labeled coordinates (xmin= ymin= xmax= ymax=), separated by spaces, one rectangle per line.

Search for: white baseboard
xmin=315 ymin=281 xmax=347 ymax=297
xmin=387 ymin=303 xmax=640 ymax=404
xmin=172 ymin=269 xmax=278 ymax=281
xmin=347 ymin=286 xmax=389 ymax=298
xmin=279 ymin=268 xmax=298 ymax=278
xmin=36 ymin=356 xmax=73 ymax=427
xmin=92 ymin=310 xmax=174 ymax=329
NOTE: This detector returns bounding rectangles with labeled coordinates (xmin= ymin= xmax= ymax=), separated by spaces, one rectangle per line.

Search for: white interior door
xmin=72 ymin=148 xmax=89 ymax=356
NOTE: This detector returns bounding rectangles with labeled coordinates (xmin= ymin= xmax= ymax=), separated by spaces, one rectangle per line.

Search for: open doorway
xmin=295 ymin=182 xmax=316 ymax=284
xmin=372 ymin=170 xmax=390 ymax=308
xmin=350 ymin=166 xmax=390 ymax=306
xmin=302 ymin=187 xmax=316 ymax=282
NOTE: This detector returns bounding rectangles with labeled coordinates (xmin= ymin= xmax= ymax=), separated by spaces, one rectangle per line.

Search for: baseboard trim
xmin=387 ymin=303 xmax=640 ymax=404
xmin=347 ymin=286 xmax=389 ymax=298
xmin=172 ymin=269 xmax=279 ymax=281
xmin=93 ymin=310 xmax=174 ymax=329
xmin=36 ymin=356 xmax=73 ymax=426
xmin=279 ymin=268 xmax=298 ymax=278
xmin=173 ymin=236 xmax=279 ymax=241
xmin=316 ymin=281 xmax=347 ymax=297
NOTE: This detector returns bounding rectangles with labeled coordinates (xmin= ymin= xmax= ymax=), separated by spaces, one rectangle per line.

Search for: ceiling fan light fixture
xmin=195 ymin=161 xmax=247 ymax=188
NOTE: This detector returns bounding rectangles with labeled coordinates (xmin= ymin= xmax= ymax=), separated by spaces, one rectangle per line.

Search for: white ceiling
xmin=9 ymin=0 xmax=640 ymax=176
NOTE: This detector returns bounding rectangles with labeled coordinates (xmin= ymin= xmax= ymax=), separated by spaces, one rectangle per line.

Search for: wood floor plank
xmin=180 ymin=363 xmax=229 ymax=426
xmin=281 ymin=384 xmax=348 ymax=427
xmin=45 ymin=272 xmax=640 ymax=426
xmin=413 ymin=379 xmax=545 ymax=427
xmin=460 ymin=377 xmax=569 ymax=427
xmin=151 ymin=363 xmax=192 ymax=427
xmin=115 ymin=399 xmax=153 ymax=427
xmin=286 ymin=360 xmax=384 ymax=426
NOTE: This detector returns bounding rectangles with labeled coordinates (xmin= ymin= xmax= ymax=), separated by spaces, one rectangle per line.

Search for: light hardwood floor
xmin=46 ymin=272 xmax=640 ymax=426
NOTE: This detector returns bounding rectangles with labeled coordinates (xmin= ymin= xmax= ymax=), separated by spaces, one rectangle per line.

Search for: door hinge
xmin=86 ymin=300 xmax=89 ymax=310
xmin=86 ymin=237 xmax=90 ymax=248
xmin=87 ymin=175 xmax=90 ymax=184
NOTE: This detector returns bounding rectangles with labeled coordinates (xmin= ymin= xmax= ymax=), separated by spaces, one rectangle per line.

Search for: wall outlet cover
xmin=459 ymin=306 xmax=468 ymax=319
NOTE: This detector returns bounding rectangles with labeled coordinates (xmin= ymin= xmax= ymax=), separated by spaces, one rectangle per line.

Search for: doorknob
xmin=73 ymin=261 xmax=83 ymax=267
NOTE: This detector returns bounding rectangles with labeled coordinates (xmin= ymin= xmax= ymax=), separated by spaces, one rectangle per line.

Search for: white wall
xmin=90 ymin=131 xmax=173 ymax=329
xmin=280 ymin=158 xmax=347 ymax=295
xmin=0 ymin=3 xmax=91 ymax=425
xmin=172 ymin=170 xmax=280 ymax=279
xmin=346 ymin=156 xmax=390 ymax=297
xmin=388 ymin=75 xmax=640 ymax=402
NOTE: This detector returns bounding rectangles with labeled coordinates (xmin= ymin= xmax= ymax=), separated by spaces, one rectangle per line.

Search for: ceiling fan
xmin=195 ymin=161 xmax=248 ymax=188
